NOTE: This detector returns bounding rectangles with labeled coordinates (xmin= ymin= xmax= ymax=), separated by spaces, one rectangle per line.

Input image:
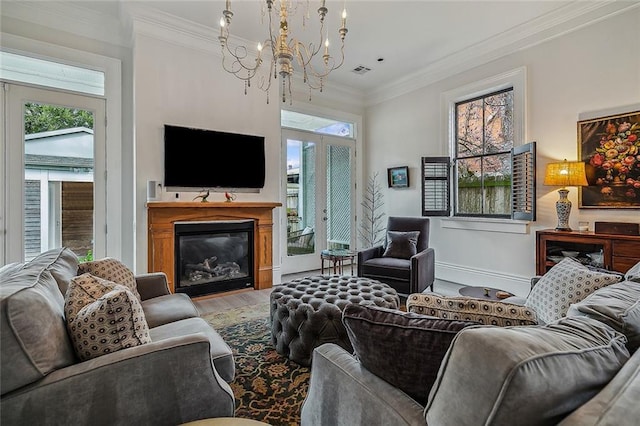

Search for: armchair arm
xmin=410 ymin=247 xmax=435 ymax=293
xmin=135 ymin=272 xmax=171 ymax=300
xmin=301 ymin=343 xmax=425 ymax=426
xmin=357 ymin=246 xmax=384 ymax=275
xmin=1 ymin=334 xmax=235 ymax=425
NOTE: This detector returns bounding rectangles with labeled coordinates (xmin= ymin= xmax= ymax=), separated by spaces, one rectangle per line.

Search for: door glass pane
xmin=326 ymin=144 xmax=351 ymax=250
xmin=23 ymin=102 xmax=94 ymax=261
xmin=281 ymin=110 xmax=353 ymax=138
xmin=286 ymin=139 xmax=316 ymax=256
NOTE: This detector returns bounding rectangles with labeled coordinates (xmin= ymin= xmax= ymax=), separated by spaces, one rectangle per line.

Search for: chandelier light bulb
xmin=257 ymin=43 xmax=263 ymax=52
xmin=342 ymin=8 xmax=347 ymax=26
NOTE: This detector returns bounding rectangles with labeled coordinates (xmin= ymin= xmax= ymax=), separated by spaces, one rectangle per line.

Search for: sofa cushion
xmin=141 ymin=293 xmax=199 ymax=328
xmin=23 ymin=247 xmax=79 ymax=295
xmin=407 ymin=293 xmax=538 ymax=326
xmin=558 ymin=348 xmax=640 ymax=425
xmin=567 ymin=280 xmax=640 ymax=353
xmin=382 ymin=231 xmax=420 ymax=259
xmin=68 ymin=286 xmax=151 ymax=361
xmin=149 ymin=317 xmax=235 ymax=383
xmin=342 ymin=304 xmax=478 ymax=405
xmin=0 ymin=251 xmax=77 ymax=395
xmin=525 ymin=257 xmax=623 ymax=324
xmin=425 ymin=316 xmax=630 ymax=426
xmin=77 ymin=257 xmax=141 ymax=300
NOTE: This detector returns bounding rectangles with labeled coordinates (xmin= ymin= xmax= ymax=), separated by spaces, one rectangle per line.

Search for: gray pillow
xmin=382 ymin=230 xmax=420 ymax=259
xmin=626 ymin=261 xmax=640 ymax=283
xmin=342 ymin=303 xmax=478 ymax=405
xmin=425 ymin=316 xmax=630 ymax=426
xmin=567 ymin=280 xmax=640 ymax=352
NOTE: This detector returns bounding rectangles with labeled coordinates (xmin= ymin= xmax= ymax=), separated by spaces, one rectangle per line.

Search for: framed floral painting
xmin=578 ymin=110 xmax=640 ymax=208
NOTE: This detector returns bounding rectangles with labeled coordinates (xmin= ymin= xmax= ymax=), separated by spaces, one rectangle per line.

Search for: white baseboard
xmin=435 ymin=261 xmax=532 ymax=297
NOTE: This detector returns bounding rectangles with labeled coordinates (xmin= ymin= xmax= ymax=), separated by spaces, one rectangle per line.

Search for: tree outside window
xmin=454 ymin=88 xmax=514 ymax=217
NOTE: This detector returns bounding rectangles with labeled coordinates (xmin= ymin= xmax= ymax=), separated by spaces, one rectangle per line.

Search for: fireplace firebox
xmin=174 ymin=220 xmax=254 ymax=297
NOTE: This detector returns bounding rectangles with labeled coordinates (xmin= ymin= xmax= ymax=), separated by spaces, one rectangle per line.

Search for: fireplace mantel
xmin=147 ymin=201 xmax=281 ymax=293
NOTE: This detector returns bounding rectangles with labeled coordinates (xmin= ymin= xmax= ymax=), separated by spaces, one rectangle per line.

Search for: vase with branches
xmin=359 ymin=172 xmax=386 ymax=248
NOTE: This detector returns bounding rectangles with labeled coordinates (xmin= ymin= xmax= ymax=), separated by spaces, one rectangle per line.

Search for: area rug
xmin=202 ymin=304 xmax=310 ymax=425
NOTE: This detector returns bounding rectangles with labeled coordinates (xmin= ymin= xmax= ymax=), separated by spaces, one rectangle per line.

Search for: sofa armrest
xmin=411 ymin=247 xmax=435 ymax=293
xmin=301 ymin=343 xmax=425 ymax=426
xmin=1 ymin=334 xmax=235 ymax=425
xmin=135 ymin=272 xmax=171 ymax=300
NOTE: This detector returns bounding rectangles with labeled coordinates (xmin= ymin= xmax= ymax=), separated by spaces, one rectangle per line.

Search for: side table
xmin=458 ymin=286 xmax=513 ymax=302
xmin=320 ymin=249 xmax=356 ymax=275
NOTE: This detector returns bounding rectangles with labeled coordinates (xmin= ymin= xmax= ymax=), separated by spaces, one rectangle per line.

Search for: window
xmin=422 ymin=68 xmax=535 ymax=222
xmin=455 ymin=88 xmax=513 ymax=217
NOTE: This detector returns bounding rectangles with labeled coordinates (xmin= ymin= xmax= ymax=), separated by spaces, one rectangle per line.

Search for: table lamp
xmin=544 ymin=159 xmax=588 ymax=231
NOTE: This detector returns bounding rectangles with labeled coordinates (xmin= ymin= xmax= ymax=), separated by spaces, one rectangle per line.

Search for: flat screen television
xmin=163 ymin=124 xmax=266 ymax=192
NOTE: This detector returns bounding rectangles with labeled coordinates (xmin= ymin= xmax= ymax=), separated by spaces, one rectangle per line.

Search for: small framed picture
xmin=388 ymin=166 xmax=409 ymax=188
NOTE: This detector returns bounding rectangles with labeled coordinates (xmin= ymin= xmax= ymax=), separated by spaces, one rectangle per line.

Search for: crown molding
xmin=365 ymin=0 xmax=639 ymax=107
xmin=0 ymin=1 xmax=125 ymax=47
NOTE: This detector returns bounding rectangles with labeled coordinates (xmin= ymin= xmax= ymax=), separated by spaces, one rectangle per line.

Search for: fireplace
xmin=174 ymin=220 xmax=254 ymax=297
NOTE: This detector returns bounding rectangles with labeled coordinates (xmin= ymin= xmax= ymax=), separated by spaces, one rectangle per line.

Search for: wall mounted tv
xmin=163 ymin=124 xmax=266 ymax=192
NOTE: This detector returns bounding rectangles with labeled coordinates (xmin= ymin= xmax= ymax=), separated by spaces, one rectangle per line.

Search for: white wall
xmin=132 ymin=34 xmax=282 ymax=274
xmin=364 ymin=9 xmax=640 ymax=296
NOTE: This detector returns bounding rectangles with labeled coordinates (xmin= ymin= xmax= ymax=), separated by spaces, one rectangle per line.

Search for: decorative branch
xmin=358 ymin=172 xmax=386 ymax=248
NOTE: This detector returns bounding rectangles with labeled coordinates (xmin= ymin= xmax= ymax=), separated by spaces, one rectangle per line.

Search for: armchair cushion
xmin=342 ymin=304 xmax=478 ymax=405
xmin=77 ymin=257 xmax=141 ymax=300
xmin=407 ymin=293 xmax=538 ymax=326
xmin=382 ymin=231 xmax=420 ymax=260
xmin=69 ymin=286 xmax=151 ymax=361
xmin=525 ymin=257 xmax=623 ymax=324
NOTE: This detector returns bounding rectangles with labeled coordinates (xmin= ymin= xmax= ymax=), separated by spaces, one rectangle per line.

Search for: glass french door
xmin=3 ymin=83 xmax=106 ymax=263
xmin=282 ymin=129 xmax=355 ymax=274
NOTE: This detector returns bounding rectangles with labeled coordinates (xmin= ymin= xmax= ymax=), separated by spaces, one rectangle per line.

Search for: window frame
xmin=442 ymin=67 xmax=527 ymax=221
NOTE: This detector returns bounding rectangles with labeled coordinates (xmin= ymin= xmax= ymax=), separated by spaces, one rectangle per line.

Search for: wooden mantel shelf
xmin=147 ymin=201 xmax=282 ymax=293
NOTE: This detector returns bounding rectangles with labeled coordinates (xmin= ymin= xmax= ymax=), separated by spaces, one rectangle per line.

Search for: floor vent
xmin=351 ymin=65 xmax=372 ymax=75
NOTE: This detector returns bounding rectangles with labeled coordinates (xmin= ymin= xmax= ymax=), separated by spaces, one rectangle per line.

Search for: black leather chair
xmin=357 ymin=216 xmax=435 ymax=296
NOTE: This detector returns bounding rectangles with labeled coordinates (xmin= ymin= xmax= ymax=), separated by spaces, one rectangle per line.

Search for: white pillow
xmin=525 ymin=257 xmax=623 ymax=324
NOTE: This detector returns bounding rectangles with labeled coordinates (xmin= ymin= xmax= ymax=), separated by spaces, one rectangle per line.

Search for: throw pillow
xmin=567 ymin=280 xmax=640 ymax=352
xmin=425 ymin=316 xmax=630 ymax=426
xmin=77 ymin=257 xmax=141 ymax=300
xmin=65 ymin=273 xmax=120 ymax=324
xmin=68 ymin=287 xmax=151 ymax=361
xmin=626 ymin=261 xmax=640 ymax=283
xmin=382 ymin=230 xmax=420 ymax=259
xmin=342 ymin=303 xmax=478 ymax=405
xmin=524 ymin=257 xmax=623 ymax=324
xmin=407 ymin=293 xmax=538 ymax=326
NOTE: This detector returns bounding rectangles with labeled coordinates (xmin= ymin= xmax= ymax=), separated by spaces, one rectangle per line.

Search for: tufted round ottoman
xmin=270 ymin=275 xmax=400 ymax=366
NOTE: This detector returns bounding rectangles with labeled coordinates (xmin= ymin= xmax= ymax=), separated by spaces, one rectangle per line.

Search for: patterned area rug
xmin=202 ymin=304 xmax=310 ymax=425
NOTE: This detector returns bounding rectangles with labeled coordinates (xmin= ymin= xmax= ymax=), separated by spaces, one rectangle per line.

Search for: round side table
xmin=458 ymin=286 xmax=512 ymax=302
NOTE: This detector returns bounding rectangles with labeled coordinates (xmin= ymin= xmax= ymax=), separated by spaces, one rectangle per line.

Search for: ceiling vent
xmin=351 ymin=65 xmax=372 ymax=75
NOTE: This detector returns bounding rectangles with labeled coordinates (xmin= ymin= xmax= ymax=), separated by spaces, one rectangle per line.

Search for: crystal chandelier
xmin=218 ymin=0 xmax=348 ymax=104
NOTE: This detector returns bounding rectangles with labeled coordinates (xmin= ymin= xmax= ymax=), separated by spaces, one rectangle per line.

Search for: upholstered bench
xmin=270 ymin=275 xmax=400 ymax=366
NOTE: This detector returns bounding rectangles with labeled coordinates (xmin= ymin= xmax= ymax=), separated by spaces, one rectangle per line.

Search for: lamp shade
xmin=544 ymin=160 xmax=588 ymax=187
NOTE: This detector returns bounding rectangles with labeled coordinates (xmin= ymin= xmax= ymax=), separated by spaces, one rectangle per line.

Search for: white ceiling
xmin=2 ymin=1 xmax=637 ymax=103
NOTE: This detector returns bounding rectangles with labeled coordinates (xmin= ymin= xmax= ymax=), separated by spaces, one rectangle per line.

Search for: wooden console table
xmin=147 ymin=201 xmax=281 ymax=293
xmin=536 ymin=229 xmax=640 ymax=275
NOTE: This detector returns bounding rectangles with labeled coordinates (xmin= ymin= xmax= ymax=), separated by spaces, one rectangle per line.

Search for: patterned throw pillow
xmin=77 ymin=258 xmax=141 ymax=300
xmin=382 ymin=231 xmax=420 ymax=259
xmin=525 ymin=257 xmax=623 ymax=324
xmin=407 ymin=293 xmax=538 ymax=326
xmin=65 ymin=273 xmax=119 ymax=324
xmin=68 ymin=287 xmax=151 ymax=361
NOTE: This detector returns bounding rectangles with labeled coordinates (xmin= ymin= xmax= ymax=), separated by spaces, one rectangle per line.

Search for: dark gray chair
xmin=357 ymin=216 xmax=435 ymax=296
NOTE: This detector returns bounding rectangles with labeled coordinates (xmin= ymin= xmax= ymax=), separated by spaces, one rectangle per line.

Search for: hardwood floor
xmin=193 ymin=269 xmax=462 ymax=316
xmin=193 ymin=269 xmax=322 ymax=315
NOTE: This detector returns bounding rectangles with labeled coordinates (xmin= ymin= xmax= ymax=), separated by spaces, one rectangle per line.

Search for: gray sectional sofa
xmin=301 ymin=268 xmax=640 ymax=426
xmin=1 ymin=247 xmax=235 ymax=425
